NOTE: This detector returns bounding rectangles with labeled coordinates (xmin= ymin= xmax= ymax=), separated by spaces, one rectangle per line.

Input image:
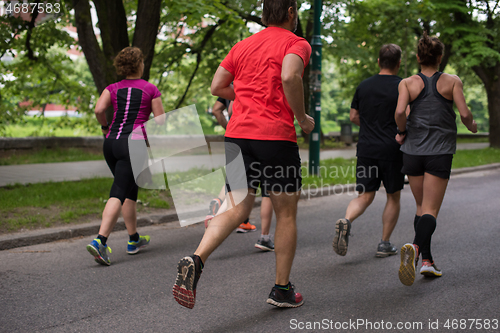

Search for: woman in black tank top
xmin=394 ymin=32 xmax=477 ymax=286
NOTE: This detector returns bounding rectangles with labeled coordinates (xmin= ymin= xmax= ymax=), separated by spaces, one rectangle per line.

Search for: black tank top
xmin=401 ymin=72 xmax=457 ymax=155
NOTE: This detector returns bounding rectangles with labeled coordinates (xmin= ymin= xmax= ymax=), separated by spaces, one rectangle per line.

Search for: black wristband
xmin=397 ymin=128 xmax=407 ymax=135
xmin=101 ymin=125 xmax=109 ymax=130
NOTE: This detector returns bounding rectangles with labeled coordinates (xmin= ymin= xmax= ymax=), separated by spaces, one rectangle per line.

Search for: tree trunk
xmin=295 ymin=11 xmax=314 ymax=143
xmin=93 ymin=0 xmax=129 ymax=83
xmin=486 ymin=89 xmax=500 ymax=148
xmin=73 ymin=0 xmax=108 ymax=94
xmin=73 ymin=0 xmax=162 ymax=123
xmin=472 ymin=64 xmax=500 ymax=148
xmin=133 ymin=0 xmax=162 ymax=81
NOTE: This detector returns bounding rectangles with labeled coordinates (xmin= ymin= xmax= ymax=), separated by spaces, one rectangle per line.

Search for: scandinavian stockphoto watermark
xmin=289 ymin=318 xmax=499 ymax=331
xmin=127 ymin=104 xmax=370 ymax=226
xmin=128 ymin=104 xmax=247 ymax=227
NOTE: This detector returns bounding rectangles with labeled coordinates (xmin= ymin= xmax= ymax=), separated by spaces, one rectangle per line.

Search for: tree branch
xmin=175 ymin=53 xmax=202 ymax=109
xmin=472 ymin=65 xmax=492 ymax=88
xmin=133 ymin=0 xmax=162 ymax=81
xmin=25 ymin=2 xmax=42 ymax=61
xmin=73 ymin=0 xmax=107 ymax=93
xmin=222 ymin=3 xmax=265 ymax=27
xmin=175 ymin=19 xmax=226 ymax=108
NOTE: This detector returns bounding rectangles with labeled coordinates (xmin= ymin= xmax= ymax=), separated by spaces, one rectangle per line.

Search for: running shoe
xmin=266 ymin=283 xmax=304 ymax=308
xmin=255 ymin=236 xmax=274 ymax=252
xmin=208 ymin=198 xmax=222 ymax=216
xmin=399 ymin=243 xmax=419 ymax=286
xmin=332 ymin=218 xmax=351 ymax=256
xmin=204 ymin=215 xmax=214 ymax=229
xmin=127 ymin=235 xmax=150 ymax=254
xmin=173 ymin=255 xmax=203 ymax=309
xmin=236 ymin=221 xmax=257 ymax=233
xmin=420 ymin=260 xmax=442 ymax=277
xmin=86 ymin=239 xmax=112 ymax=266
xmin=376 ymin=241 xmax=398 ymax=258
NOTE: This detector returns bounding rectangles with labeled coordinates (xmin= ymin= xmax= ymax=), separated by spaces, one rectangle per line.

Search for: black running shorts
xmin=224 ymin=137 xmax=302 ymax=195
xmin=355 ymin=154 xmax=405 ymax=194
xmin=103 ymin=138 xmax=146 ymax=203
xmin=401 ymin=153 xmax=453 ymax=179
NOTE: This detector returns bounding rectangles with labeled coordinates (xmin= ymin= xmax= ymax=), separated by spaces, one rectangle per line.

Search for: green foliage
xmin=453 ymin=148 xmax=500 ymax=168
xmin=0 ymin=146 xmax=103 ymax=165
xmin=1 ymin=0 xmax=495 ymax=140
xmin=0 ymin=177 xmax=171 ymax=233
xmin=0 ymin=4 xmax=97 ymax=135
xmin=2 ymin=116 xmax=101 ymax=137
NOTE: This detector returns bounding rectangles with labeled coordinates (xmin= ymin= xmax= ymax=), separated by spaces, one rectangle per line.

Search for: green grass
xmin=0 ymin=178 xmax=170 ymax=233
xmin=452 ymin=148 xmax=500 ymax=169
xmin=296 ymin=136 xmax=348 ymax=150
xmin=302 ymin=158 xmax=357 ymax=188
xmin=3 ymin=116 xmax=101 ymax=137
xmin=2 ymin=147 xmax=499 ymax=234
xmin=456 ymin=136 xmax=489 ymax=144
xmin=0 ymin=147 xmax=104 ymax=165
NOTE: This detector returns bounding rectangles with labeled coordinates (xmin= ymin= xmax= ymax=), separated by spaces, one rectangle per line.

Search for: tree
xmin=0 ymin=1 xmax=94 ymax=134
xmin=434 ymin=0 xmax=500 ymax=147
xmin=324 ymin=0 xmax=434 ymax=101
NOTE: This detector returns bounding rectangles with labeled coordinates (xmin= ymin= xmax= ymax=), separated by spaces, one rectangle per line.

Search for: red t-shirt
xmin=220 ymin=27 xmax=311 ymax=142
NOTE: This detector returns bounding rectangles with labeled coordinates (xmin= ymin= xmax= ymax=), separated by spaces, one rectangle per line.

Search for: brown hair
xmin=379 ymin=44 xmax=401 ymax=70
xmin=262 ymin=0 xmax=297 ymax=26
xmin=113 ymin=47 xmax=144 ymax=77
xmin=417 ymin=31 xmax=444 ymax=67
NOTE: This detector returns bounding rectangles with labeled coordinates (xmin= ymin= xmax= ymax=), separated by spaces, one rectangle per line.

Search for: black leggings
xmin=103 ymin=138 xmax=139 ymax=204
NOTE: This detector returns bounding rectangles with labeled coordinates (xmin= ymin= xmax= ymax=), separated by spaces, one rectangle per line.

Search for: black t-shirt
xmin=216 ymin=97 xmax=231 ymax=109
xmin=351 ymin=74 xmax=402 ymax=160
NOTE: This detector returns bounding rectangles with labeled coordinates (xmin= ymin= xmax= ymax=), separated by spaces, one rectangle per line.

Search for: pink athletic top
xmin=105 ymin=79 xmax=161 ymax=140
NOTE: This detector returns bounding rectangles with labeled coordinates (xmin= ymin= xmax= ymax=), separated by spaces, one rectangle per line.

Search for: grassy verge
xmin=3 ymin=116 xmax=101 ymax=137
xmin=1 ymin=148 xmax=499 ymax=234
xmin=0 ymin=147 xmax=104 ymax=165
xmin=0 ymin=178 xmax=171 ymax=234
xmin=452 ymin=147 xmax=500 ymax=169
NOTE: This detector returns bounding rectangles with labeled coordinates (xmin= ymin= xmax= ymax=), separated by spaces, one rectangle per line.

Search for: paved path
xmin=0 ymin=147 xmax=359 ymax=187
xmin=1 ymin=168 xmax=498 ymax=332
xmin=0 ymin=143 xmax=489 ymax=187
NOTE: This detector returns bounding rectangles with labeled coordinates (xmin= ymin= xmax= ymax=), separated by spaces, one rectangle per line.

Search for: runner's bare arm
xmin=211 ymin=66 xmax=235 ymax=101
xmin=395 ymin=79 xmax=411 ymax=144
xmin=95 ymin=89 xmax=112 ymax=133
xmin=395 ymin=79 xmax=410 ymax=131
xmin=212 ymin=100 xmax=228 ymax=129
xmin=152 ymin=97 xmax=165 ymax=125
xmin=350 ymin=108 xmax=360 ymax=126
xmin=452 ymin=77 xmax=477 ymax=133
xmin=282 ymin=53 xmax=314 ymax=134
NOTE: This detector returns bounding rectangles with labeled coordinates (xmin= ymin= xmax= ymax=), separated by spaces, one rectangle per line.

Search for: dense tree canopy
xmin=0 ymin=0 xmax=497 ymax=146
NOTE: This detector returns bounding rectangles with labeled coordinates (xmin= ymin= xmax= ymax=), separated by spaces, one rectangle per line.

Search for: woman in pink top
xmin=86 ymin=47 xmax=165 ymax=266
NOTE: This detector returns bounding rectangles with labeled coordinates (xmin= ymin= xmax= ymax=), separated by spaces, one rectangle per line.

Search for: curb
xmin=1 ymin=163 xmax=499 ymax=251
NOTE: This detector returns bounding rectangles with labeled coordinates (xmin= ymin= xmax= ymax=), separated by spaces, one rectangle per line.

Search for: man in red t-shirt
xmin=173 ymin=0 xmax=314 ymax=309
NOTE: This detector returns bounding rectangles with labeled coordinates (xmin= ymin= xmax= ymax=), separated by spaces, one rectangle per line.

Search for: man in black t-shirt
xmin=333 ymin=44 xmax=405 ymax=258
xmin=212 ymin=97 xmax=232 ymax=129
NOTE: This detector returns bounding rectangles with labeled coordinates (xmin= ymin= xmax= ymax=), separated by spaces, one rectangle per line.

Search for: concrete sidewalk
xmin=0 ymin=142 xmax=488 ymax=187
xmin=0 ymin=147 xmax=359 ymax=187
xmin=1 ymin=161 xmax=499 ymax=251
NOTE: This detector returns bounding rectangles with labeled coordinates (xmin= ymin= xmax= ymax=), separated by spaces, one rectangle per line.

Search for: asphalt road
xmin=1 ymin=169 xmax=499 ymax=333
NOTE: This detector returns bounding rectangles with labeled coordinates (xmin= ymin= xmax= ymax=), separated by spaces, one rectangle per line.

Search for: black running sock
xmin=413 ymin=214 xmax=436 ymax=262
xmin=192 ymin=254 xmax=204 ymax=270
xmin=275 ymin=282 xmax=291 ymax=290
xmin=97 ymin=234 xmax=107 ymax=246
xmin=129 ymin=232 xmax=139 ymax=242
xmin=413 ymin=215 xmax=421 ymax=232
xmin=243 ymin=218 xmax=249 ymax=224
